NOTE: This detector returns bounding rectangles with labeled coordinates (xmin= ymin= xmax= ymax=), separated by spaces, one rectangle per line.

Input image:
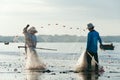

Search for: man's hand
xmin=23 ymin=24 xmax=30 ymax=32
xmin=25 ymin=24 xmax=30 ymax=29
xmin=100 ymin=44 xmax=103 ymax=48
xmin=100 ymin=44 xmax=105 ymax=50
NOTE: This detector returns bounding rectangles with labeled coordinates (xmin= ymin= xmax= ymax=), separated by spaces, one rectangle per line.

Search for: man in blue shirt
xmin=86 ymin=23 xmax=103 ymax=72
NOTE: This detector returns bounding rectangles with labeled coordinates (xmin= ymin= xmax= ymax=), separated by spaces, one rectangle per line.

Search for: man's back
xmin=87 ymin=30 xmax=102 ymax=53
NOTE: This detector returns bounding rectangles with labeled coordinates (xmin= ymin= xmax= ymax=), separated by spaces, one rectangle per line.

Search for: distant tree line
xmin=0 ymin=35 xmax=120 ymax=43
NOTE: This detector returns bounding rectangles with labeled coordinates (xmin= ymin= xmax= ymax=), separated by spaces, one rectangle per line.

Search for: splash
xmin=25 ymin=47 xmax=46 ymax=70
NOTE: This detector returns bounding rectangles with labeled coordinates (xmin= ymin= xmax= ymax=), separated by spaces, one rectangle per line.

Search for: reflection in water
xmin=25 ymin=70 xmax=42 ymax=80
xmin=78 ymin=72 xmax=103 ymax=80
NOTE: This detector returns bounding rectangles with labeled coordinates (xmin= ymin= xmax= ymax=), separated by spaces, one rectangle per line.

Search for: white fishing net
xmin=25 ymin=47 xmax=46 ymax=70
xmin=75 ymin=51 xmax=104 ymax=72
xmin=75 ymin=51 xmax=88 ymax=72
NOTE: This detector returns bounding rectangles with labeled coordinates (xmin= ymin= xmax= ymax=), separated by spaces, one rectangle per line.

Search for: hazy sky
xmin=0 ymin=0 xmax=120 ymax=36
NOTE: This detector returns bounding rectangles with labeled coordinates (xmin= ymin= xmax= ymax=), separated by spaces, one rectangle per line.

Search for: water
xmin=0 ymin=42 xmax=120 ymax=80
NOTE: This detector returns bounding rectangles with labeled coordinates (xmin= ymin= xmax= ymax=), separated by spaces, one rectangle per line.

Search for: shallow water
xmin=0 ymin=42 xmax=120 ymax=80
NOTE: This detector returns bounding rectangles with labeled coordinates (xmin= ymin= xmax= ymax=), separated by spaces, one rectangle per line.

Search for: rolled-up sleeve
xmin=98 ymin=33 xmax=102 ymax=45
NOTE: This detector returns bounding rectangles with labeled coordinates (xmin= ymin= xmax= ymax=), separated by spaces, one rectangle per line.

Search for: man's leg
xmin=87 ymin=52 xmax=92 ymax=71
xmin=94 ymin=53 xmax=99 ymax=71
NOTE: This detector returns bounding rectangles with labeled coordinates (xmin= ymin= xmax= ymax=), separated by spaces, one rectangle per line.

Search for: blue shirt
xmin=86 ymin=30 xmax=102 ymax=53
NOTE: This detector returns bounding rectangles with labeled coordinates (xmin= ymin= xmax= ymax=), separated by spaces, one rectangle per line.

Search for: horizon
xmin=0 ymin=34 xmax=120 ymax=37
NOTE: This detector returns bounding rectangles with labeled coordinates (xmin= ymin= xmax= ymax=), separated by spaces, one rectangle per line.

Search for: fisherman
xmin=23 ymin=24 xmax=38 ymax=58
xmin=23 ymin=24 xmax=46 ymax=70
xmin=86 ymin=23 xmax=103 ymax=72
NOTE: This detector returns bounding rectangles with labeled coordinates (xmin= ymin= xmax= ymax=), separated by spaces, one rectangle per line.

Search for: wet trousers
xmin=86 ymin=51 xmax=99 ymax=71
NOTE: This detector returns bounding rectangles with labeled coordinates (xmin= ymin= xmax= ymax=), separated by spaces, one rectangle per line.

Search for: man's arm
xmin=97 ymin=33 xmax=103 ymax=50
xmin=98 ymin=33 xmax=102 ymax=45
xmin=23 ymin=24 xmax=30 ymax=33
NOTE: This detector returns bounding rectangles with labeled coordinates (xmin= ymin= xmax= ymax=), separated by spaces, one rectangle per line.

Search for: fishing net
xmin=25 ymin=47 xmax=46 ymax=70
